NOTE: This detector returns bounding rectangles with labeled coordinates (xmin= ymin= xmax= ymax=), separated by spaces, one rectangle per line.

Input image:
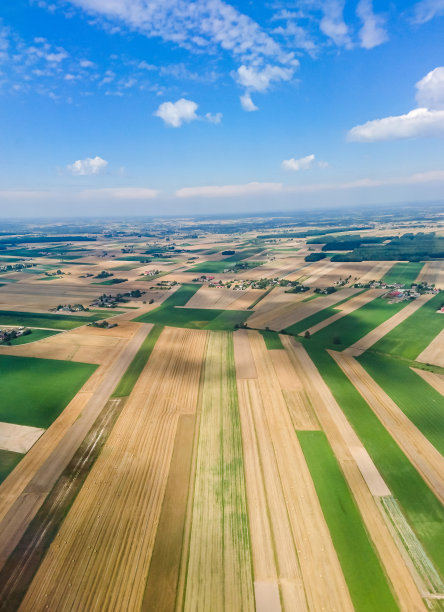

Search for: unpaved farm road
xmin=0 ymin=323 xmax=151 ymax=573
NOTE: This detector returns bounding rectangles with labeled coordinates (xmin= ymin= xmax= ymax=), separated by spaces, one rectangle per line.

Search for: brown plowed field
xmin=20 ymin=326 xmax=207 ymax=612
xmin=416 ymin=261 xmax=444 ymax=289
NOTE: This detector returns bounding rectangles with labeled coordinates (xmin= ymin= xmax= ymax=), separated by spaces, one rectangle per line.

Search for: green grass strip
xmin=298 ymin=430 xmax=398 ymax=612
xmin=304 ymin=343 xmax=444 ymax=578
xmin=302 ymin=297 xmax=407 ymax=349
xmin=0 ymin=309 xmax=122 ymax=330
xmin=382 ymin=262 xmax=424 ymax=285
xmin=259 ymin=330 xmax=284 ymax=349
xmin=283 ymin=290 xmax=367 ymax=337
xmin=0 ymin=449 xmax=24 ymax=485
xmin=3 ymin=329 xmax=60 ymax=346
xmin=133 ymin=284 xmax=251 ymax=331
xmin=359 ymin=352 xmax=444 ymax=456
xmin=247 ymin=285 xmax=273 ymax=310
xmin=368 ymin=292 xmax=444 ymax=360
xmin=112 ymin=325 xmax=163 ymax=397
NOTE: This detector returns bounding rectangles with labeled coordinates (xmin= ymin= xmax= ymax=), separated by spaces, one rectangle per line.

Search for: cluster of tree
xmin=331 ymin=232 xmax=444 ymax=262
xmin=95 ymin=271 xmax=113 ymax=279
xmin=304 ymin=252 xmax=327 ymax=262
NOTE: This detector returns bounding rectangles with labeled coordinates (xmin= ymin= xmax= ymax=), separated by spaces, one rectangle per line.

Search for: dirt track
xmin=20 ymin=327 xmax=207 ymax=611
xmin=413 ymin=368 xmax=444 ymax=396
xmin=346 ymin=293 xmax=436 ymax=356
xmin=0 ymin=323 xmax=151 ymax=574
xmin=331 ymin=350 xmax=444 ymax=505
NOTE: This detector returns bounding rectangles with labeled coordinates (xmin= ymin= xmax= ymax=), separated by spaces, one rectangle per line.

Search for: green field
xmin=382 ymin=262 xmax=424 ymax=285
xmin=0 ymin=355 xmax=97 ymax=428
xmin=359 ymin=352 xmax=444 ymax=456
xmin=134 ymin=284 xmax=251 ymax=331
xmin=190 ymin=260 xmax=264 ymax=273
xmin=0 ymin=449 xmax=24 ymax=485
xmin=305 ymin=343 xmax=444 ymax=579
xmin=298 ymin=431 xmax=398 ymax=612
xmin=112 ymin=325 xmax=163 ymax=397
xmin=0 ymin=310 xmax=121 ymax=330
xmin=2 ymin=329 xmax=60 ymax=346
xmin=369 ymin=292 xmax=444 ymax=360
xmin=299 ymin=296 xmax=408 ymax=349
xmin=259 ymin=330 xmax=284 ymax=349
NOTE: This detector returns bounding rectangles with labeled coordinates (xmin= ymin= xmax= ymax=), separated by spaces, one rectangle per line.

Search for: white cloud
xmin=319 ymin=1 xmax=352 ymax=48
xmin=176 ymin=182 xmax=283 ymax=198
xmin=236 ymin=64 xmax=294 ymax=93
xmin=412 ymin=0 xmax=444 ymax=23
xmin=67 ymin=156 xmax=108 ymax=175
xmin=282 ymin=154 xmax=316 ymax=171
xmin=80 ymin=187 xmax=159 ymax=199
xmin=240 ymin=93 xmax=258 ymax=111
xmin=348 ymin=108 xmax=444 ymax=141
xmin=348 ymin=67 xmax=444 ymax=141
xmin=205 ymin=112 xmax=222 ymax=124
xmin=416 ymin=67 xmax=444 ymax=109
xmin=356 ymin=0 xmax=388 ymax=49
xmin=154 ymin=98 xmax=198 ymax=127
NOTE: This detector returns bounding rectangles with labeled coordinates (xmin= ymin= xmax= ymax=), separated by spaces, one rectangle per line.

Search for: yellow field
xmin=183 ymin=331 xmax=255 ymax=612
xmin=20 ymin=326 xmax=207 ymax=611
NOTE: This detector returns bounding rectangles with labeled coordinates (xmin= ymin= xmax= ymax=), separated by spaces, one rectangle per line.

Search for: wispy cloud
xmin=412 ymin=0 xmax=444 ymax=24
xmin=356 ymin=0 xmax=388 ymax=49
xmin=176 ymin=182 xmax=284 ymax=198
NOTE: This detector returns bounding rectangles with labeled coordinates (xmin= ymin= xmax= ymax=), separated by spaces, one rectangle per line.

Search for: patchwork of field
xmin=1 ymin=226 xmax=444 ymax=611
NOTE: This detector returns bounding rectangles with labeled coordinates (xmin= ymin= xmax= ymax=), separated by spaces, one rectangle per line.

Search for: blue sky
xmin=0 ymin=0 xmax=444 ymax=217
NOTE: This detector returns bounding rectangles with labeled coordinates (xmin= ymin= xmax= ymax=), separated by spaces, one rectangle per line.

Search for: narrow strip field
xmin=332 ymin=350 xmax=444 ymax=504
xmin=282 ymin=338 xmax=424 ymax=611
xmin=358 ymin=351 xmax=444 ymax=458
xmin=236 ymin=331 xmax=354 ymax=612
xmin=298 ymin=431 xmax=399 ymax=612
xmin=183 ymin=332 xmax=255 ymax=612
xmin=303 ymin=342 xmax=444 ymax=582
xmin=19 ymin=327 xmax=207 ymax=612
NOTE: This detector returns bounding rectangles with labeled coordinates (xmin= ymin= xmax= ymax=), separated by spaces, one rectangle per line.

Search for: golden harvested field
xmin=413 ymin=368 xmax=444 ymax=396
xmin=247 ymin=287 xmax=311 ymax=329
xmin=235 ymin=330 xmax=354 ymax=611
xmin=416 ymin=327 xmax=444 ymax=367
xmin=416 ymin=260 xmax=444 ymax=289
xmin=19 ymin=326 xmax=207 ymax=612
xmin=182 ymin=285 xmax=262 ymax=309
xmin=183 ymin=331 xmax=255 ymax=612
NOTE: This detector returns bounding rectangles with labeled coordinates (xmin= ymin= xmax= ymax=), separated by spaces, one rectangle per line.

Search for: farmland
xmin=0 ymin=213 xmax=443 ymax=611
xmin=0 ymin=354 xmax=96 ymax=428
